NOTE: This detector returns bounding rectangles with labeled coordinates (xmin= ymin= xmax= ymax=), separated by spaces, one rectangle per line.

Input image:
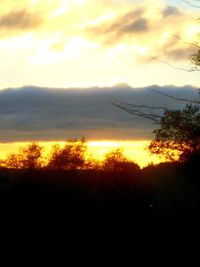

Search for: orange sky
xmin=0 ymin=140 xmax=162 ymax=168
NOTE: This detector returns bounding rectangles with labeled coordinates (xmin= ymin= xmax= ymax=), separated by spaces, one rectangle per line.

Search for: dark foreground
xmin=0 ymin=162 xmax=199 ymax=223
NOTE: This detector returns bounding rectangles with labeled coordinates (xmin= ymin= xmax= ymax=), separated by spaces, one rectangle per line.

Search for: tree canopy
xmin=0 ymin=143 xmax=43 ymax=169
xmin=148 ymin=104 xmax=200 ymax=162
xmin=47 ymin=138 xmax=87 ymax=170
xmin=103 ymin=148 xmax=140 ymax=173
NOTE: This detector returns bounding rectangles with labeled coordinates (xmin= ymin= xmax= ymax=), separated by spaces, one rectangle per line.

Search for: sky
xmin=0 ymin=0 xmax=200 ymax=166
xmin=0 ymin=0 xmax=200 ymax=89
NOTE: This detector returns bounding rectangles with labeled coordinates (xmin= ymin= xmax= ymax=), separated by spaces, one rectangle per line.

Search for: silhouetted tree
xmin=20 ymin=143 xmax=44 ymax=169
xmin=47 ymin=138 xmax=87 ymax=170
xmin=113 ymin=87 xmax=200 ymax=162
xmin=1 ymin=143 xmax=43 ymax=169
xmin=1 ymin=153 xmax=23 ymax=169
xmin=103 ymin=148 xmax=140 ymax=173
xmin=148 ymin=104 xmax=200 ymax=161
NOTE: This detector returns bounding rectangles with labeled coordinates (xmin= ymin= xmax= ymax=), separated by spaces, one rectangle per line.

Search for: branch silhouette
xmin=181 ymin=0 xmax=200 ymax=9
xmin=152 ymin=57 xmax=199 ymax=72
xmin=150 ymin=88 xmax=200 ymax=104
xmin=112 ymin=100 xmax=165 ymax=124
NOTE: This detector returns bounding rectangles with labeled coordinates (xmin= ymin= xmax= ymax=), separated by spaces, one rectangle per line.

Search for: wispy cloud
xmin=0 ymin=9 xmax=42 ymax=31
xmin=85 ymin=2 xmax=197 ymax=62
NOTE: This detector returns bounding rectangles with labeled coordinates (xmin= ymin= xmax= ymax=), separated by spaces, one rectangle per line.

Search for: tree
xmin=1 ymin=143 xmax=43 ymax=169
xmin=148 ymin=104 xmax=200 ymax=162
xmin=1 ymin=153 xmax=24 ymax=169
xmin=20 ymin=143 xmax=44 ymax=169
xmin=47 ymin=138 xmax=87 ymax=170
xmin=103 ymin=148 xmax=140 ymax=173
xmin=114 ymin=90 xmax=200 ymax=163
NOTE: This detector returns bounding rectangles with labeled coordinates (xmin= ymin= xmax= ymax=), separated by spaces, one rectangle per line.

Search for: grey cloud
xmin=87 ymin=5 xmax=189 ymax=63
xmin=122 ymin=8 xmax=146 ymax=21
xmin=121 ymin=18 xmax=148 ymax=33
xmin=88 ymin=8 xmax=149 ymax=42
xmin=161 ymin=35 xmax=197 ymax=61
xmin=0 ymin=9 xmax=42 ymax=31
xmin=165 ymin=47 xmax=196 ymax=60
xmin=0 ymin=85 xmax=199 ymax=142
xmin=163 ymin=6 xmax=180 ymax=17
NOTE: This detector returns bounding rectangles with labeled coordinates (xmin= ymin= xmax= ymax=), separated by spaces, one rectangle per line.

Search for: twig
xmin=113 ymin=100 xmax=167 ymax=110
xmin=153 ymin=57 xmax=199 ymax=72
xmin=151 ymin=88 xmax=200 ymax=104
xmin=112 ymin=101 xmax=163 ymax=124
xmin=181 ymin=0 xmax=200 ymax=9
xmin=170 ymin=33 xmax=200 ymax=49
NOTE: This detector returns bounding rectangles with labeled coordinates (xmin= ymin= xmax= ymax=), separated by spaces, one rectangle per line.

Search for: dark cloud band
xmin=0 ymin=85 xmax=198 ymax=142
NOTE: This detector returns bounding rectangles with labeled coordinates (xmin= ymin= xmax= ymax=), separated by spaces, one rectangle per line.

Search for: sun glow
xmin=0 ymin=140 xmax=161 ymax=168
xmin=185 ymin=25 xmax=200 ymax=40
xmin=87 ymin=140 xmax=162 ymax=167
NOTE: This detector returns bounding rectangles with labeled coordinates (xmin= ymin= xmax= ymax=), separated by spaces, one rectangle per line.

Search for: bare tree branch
xmin=114 ymin=100 xmax=167 ymax=111
xmin=169 ymin=33 xmax=200 ymax=49
xmin=152 ymin=57 xmax=200 ymax=72
xmin=181 ymin=0 xmax=200 ymax=9
xmin=160 ymin=25 xmax=200 ymax=49
xmin=150 ymin=89 xmax=200 ymax=104
xmin=111 ymin=101 xmax=164 ymax=124
xmin=111 ymin=86 xmax=200 ymax=125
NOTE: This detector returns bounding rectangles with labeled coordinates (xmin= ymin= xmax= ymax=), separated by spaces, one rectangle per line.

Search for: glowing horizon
xmin=0 ymin=140 xmax=162 ymax=168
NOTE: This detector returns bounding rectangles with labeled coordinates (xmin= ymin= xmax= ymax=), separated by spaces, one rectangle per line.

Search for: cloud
xmin=0 ymin=0 xmax=197 ymax=63
xmin=0 ymin=85 xmax=198 ymax=142
xmin=0 ymin=0 xmax=198 ymax=91
xmin=0 ymin=9 xmax=42 ymax=33
xmin=85 ymin=2 xmax=196 ymax=62
xmin=164 ymin=46 xmax=196 ymax=61
xmin=163 ymin=6 xmax=180 ymax=17
xmin=87 ymin=7 xmax=149 ymax=43
xmin=121 ymin=18 xmax=149 ymax=33
xmin=157 ymin=32 xmax=197 ymax=61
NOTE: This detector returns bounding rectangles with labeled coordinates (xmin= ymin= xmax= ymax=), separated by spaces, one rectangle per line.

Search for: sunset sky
xmin=0 ymin=0 xmax=200 ymax=167
xmin=0 ymin=0 xmax=199 ymax=89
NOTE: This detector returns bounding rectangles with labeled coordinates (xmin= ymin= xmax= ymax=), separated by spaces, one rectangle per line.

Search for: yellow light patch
xmin=185 ymin=25 xmax=200 ymax=40
xmin=0 ymin=140 xmax=162 ymax=168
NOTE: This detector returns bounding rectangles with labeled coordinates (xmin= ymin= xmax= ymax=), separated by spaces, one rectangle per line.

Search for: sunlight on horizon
xmin=0 ymin=140 xmax=162 ymax=168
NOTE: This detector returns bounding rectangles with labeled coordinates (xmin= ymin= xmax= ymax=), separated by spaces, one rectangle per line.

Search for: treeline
xmin=0 ymin=155 xmax=199 ymax=220
xmin=0 ymin=138 xmax=140 ymax=173
xmin=1 ymin=138 xmax=200 ymax=220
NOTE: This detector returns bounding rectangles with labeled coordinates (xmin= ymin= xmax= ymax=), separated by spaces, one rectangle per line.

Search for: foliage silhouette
xmin=149 ymin=104 xmax=200 ymax=162
xmin=47 ymin=138 xmax=87 ymax=170
xmin=114 ymin=92 xmax=200 ymax=163
xmin=1 ymin=143 xmax=43 ymax=169
xmin=103 ymin=148 xmax=140 ymax=173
